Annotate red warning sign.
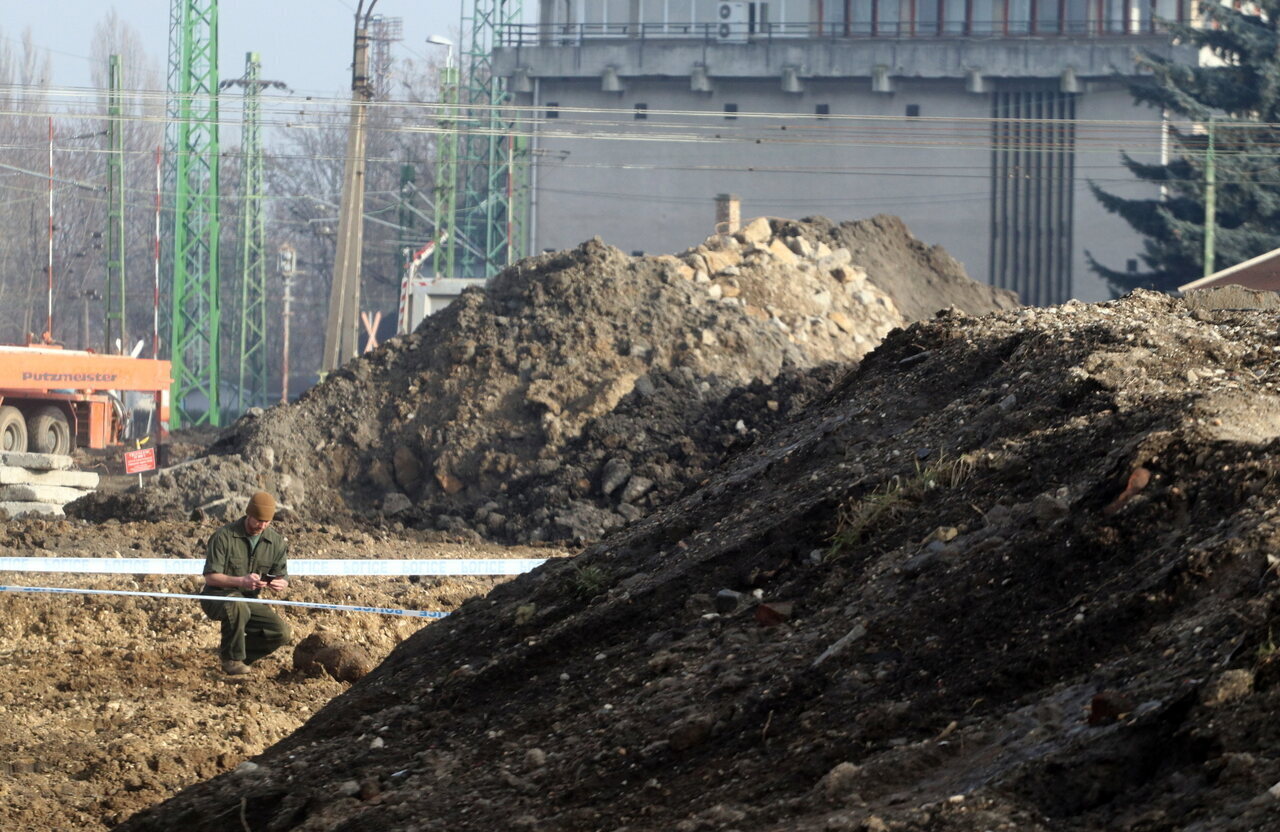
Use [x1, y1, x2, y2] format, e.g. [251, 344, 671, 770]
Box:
[124, 447, 157, 474]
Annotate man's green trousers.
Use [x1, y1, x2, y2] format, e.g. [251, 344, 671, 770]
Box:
[200, 596, 293, 664]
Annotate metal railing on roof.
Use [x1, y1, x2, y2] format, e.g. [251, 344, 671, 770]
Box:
[497, 16, 1178, 47]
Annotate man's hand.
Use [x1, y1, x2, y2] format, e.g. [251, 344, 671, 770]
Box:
[240, 573, 265, 591]
[263, 576, 288, 592]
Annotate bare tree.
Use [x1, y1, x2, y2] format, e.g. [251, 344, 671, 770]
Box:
[0, 28, 53, 343]
[264, 52, 446, 388]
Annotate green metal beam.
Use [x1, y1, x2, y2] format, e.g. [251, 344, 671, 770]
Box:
[105, 54, 127, 353]
[161, 0, 182, 356]
[236, 52, 268, 410]
[169, 0, 222, 427]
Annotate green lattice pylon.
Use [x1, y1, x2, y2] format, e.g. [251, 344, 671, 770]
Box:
[105, 54, 127, 353]
[161, 0, 182, 359]
[236, 52, 268, 411]
[457, 0, 526, 277]
[169, 0, 222, 426]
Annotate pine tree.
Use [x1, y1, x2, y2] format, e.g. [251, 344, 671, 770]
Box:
[1090, 0, 1280, 294]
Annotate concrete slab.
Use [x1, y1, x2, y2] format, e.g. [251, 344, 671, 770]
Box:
[0, 452, 73, 471]
[0, 467, 99, 488]
[0, 484, 88, 503]
[1182, 285, 1280, 311]
[0, 501, 65, 518]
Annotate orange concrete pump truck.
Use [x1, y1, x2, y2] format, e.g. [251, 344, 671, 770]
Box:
[0, 344, 172, 455]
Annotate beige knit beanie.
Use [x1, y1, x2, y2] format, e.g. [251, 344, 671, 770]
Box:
[247, 491, 276, 522]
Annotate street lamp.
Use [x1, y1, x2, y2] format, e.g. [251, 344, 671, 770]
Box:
[427, 35, 454, 69]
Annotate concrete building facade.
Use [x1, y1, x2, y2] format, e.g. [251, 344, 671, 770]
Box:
[493, 0, 1196, 303]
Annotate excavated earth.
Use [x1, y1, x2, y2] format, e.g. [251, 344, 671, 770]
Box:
[68, 215, 1014, 546]
[0, 517, 563, 830]
[90, 288, 1280, 832]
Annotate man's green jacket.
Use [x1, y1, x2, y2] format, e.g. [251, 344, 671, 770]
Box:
[200, 519, 289, 598]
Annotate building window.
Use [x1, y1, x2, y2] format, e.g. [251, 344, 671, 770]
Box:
[906, 104, 921, 117]
[635, 103, 648, 119]
[546, 102, 560, 119]
[815, 103, 830, 118]
[724, 103, 739, 120]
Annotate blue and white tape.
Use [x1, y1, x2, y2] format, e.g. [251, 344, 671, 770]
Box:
[0, 557, 547, 576]
[0, 584, 450, 618]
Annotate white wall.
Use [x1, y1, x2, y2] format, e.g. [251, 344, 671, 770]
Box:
[529, 76, 1162, 301]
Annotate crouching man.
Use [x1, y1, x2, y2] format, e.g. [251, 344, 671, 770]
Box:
[199, 491, 293, 676]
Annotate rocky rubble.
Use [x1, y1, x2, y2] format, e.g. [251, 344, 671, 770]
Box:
[118, 289, 1280, 831]
[70, 216, 1013, 543]
[793, 214, 1020, 323]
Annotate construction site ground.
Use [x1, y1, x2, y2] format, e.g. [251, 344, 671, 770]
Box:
[0, 517, 563, 830]
[8, 217, 1280, 831]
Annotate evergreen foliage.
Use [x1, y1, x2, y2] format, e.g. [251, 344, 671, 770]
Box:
[1091, 1, 1280, 294]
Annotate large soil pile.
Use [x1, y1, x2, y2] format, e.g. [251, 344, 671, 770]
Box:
[117, 290, 1280, 831]
[72, 216, 1012, 545]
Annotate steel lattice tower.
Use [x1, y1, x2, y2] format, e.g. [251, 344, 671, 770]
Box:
[456, 0, 526, 278]
[235, 52, 268, 410]
[368, 15, 403, 101]
[105, 54, 127, 353]
[161, 0, 182, 355]
[169, 0, 222, 426]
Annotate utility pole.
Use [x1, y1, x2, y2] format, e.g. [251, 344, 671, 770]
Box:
[105, 54, 128, 353]
[168, 0, 222, 426]
[222, 53, 288, 411]
[46, 117, 54, 342]
[1203, 116, 1216, 278]
[81, 290, 101, 351]
[278, 244, 298, 404]
[398, 162, 417, 258]
[322, 0, 379, 373]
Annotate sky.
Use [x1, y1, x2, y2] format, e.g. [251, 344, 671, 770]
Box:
[1, 0, 466, 100]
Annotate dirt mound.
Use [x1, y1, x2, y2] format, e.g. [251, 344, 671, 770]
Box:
[74, 216, 993, 542]
[116, 290, 1280, 832]
[294, 631, 376, 682]
[789, 214, 1021, 322]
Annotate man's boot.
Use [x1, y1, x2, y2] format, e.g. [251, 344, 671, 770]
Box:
[222, 659, 251, 675]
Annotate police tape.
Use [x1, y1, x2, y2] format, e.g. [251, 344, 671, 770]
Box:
[0, 584, 450, 618]
[0, 557, 548, 576]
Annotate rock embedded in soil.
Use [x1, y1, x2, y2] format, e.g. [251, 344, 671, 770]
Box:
[293, 631, 376, 683]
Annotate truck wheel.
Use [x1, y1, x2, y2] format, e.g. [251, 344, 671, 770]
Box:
[0, 405, 27, 453]
[28, 405, 72, 455]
